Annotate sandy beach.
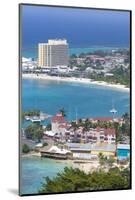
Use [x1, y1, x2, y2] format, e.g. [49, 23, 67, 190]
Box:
[22, 73, 129, 92]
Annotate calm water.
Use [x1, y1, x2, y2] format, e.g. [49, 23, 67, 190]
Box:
[22, 6, 130, 49]
[22, 46, 124, 59]
[22, 78, 129, 120]
[20, 157, 68, 195]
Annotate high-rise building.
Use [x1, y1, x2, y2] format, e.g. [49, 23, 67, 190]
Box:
[38, 39, 69, 67]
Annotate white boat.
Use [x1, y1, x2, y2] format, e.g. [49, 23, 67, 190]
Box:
[110, 108, 117, 113]
[30, 116, 41, 123]
[25, 116, 30, 120]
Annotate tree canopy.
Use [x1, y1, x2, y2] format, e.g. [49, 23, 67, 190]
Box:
[22, 144, 30, 153]
[25, 124, 43, 142]
[39, 167, 130, 193]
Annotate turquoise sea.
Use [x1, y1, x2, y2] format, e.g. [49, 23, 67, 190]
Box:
[20, 157, 68, 195]
[22, 79, 129, 121]
[22, 46, 123, 59]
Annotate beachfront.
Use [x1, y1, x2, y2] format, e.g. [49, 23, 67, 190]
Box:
[22, 73, 129, 92]
[22, 153, 101, 174]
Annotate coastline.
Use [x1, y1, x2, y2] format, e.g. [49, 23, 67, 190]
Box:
[21, 152, 100, 173]
[22, 73, 129, 92]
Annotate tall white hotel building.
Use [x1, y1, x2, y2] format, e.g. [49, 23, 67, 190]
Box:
[38, 39, 69, 67]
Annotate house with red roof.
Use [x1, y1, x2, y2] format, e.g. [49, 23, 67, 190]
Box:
[89, 117, 113, 123]
[86, 127, 116, 144]
[67, 127, 116, 144]
[51, 113, 68, 136]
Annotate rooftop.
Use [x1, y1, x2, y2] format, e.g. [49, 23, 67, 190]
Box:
[117, 144, 130, 150]
[39, 39, 68, 46]
[91, 117, 113, 121]
[67, 143, 116, 152]
[51, 113, 66, 123]
[48, 39, 67, 45]
[47, 146, 70, 154]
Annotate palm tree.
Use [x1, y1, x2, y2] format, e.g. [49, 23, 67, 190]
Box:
[107, 156, 115, 168]
[98, 153, 107, 167]
[122, 112, 130, 122]
[59, 108, 66, 117]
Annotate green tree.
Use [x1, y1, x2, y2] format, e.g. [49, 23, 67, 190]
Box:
[59, 108, 66, 117]
[107, 156, 115, 168]
[46, 123, 51, 131]
[98, 153, 107, 167]
[25, 124, 43, 141]
[122, 112, 130, 122]
[39, 167, 130, 193]
[22, 144, 30, 153]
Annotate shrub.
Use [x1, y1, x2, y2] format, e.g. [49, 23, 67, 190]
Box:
[22, 144, 30, 153]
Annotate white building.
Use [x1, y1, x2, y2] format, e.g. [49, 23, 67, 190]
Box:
[51, 113, 67, 135]
[38, 39, 69, 67]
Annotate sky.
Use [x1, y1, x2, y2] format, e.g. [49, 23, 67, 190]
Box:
[21, 5, 130, 48]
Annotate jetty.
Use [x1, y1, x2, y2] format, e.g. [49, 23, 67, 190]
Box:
[25, 112, 52, 123]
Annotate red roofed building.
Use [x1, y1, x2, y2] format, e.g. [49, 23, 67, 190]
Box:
[51, 113, 67, 135]
[85, 127, 116, 144]
[90, 117, 113, 123]
[104, 128, 116, 144]
[51, 112, 65, 123]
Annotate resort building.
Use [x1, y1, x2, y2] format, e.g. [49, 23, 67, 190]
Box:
[47, 113, 118, 145]
[64, 127, 116, 145]
[38, 39, 69, 67]
[89, 117, 124, 125]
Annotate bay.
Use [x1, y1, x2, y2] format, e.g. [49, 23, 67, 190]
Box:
[22, 78, 130, 121]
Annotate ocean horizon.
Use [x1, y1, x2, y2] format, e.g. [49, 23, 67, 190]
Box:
[22, 45, 129, 59]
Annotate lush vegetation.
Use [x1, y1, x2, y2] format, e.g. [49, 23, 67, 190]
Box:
[43, 142, 48, 147]
[22, 144, 30, 153]
[45, 123, 51, 131]
[98, 153, 115, 168]
[39, 167, 130, 193]
[116, 113, 130, 143]
[69, 49, 130, 87]
[25, 124, 44, 142]
[88, 66, 130, 87]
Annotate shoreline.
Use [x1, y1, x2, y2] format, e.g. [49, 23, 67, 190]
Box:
[21, 152, 100, 173]
[22, 73, 129, 92]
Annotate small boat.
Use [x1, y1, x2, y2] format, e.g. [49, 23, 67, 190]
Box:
[25, 116, 30, 121]
[30, 116, 41, 123]
[110, 108, 117, 113]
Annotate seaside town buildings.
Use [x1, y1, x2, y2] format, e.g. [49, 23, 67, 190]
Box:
[22, 40, 129, 83]
[41, 112, 130, 160]
[22, 43, 130, 161]
[38, 39, 69, 67]
[44, 113, 116, 145]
